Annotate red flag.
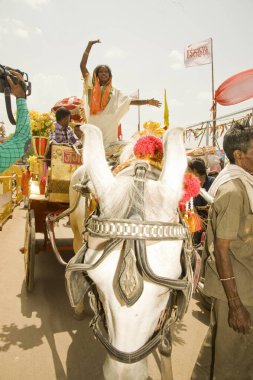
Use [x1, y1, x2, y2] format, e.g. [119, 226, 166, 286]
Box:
[215, 68, 253, 106]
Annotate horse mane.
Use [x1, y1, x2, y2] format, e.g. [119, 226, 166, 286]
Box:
[119, 140, 135, 164]
[97, 163, 179, 223]
[98, 173, 144, 219]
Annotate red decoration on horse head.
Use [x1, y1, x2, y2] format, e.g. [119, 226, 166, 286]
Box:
[133, 135, 201, 203]
[134, 135, 163, 162]
[180, 173, 201, 203]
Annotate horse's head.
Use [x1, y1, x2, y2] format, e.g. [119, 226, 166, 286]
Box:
[82, 124, 187, 221]
[77, 124, 188, 380]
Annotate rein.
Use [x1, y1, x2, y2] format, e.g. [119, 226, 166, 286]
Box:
[88, 289, 178, 364]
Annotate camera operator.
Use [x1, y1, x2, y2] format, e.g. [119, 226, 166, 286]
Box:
[0, 70, 31, 173]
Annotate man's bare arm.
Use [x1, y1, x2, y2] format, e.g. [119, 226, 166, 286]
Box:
[214, 238, 252, 334]
[80, 39, 101, 78]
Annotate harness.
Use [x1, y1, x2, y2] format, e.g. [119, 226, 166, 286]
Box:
[65, 161, 195, 363]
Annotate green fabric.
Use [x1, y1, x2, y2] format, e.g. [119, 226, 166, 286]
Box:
[0, 98, 31, 173]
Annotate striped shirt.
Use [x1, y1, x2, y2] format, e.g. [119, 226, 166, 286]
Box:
[0, 98, 31, 174]
[49, 123, 79, 145]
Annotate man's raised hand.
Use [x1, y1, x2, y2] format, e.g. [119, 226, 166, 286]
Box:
[7, 70, 26, 98]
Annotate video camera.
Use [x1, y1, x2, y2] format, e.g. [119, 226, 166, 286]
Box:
[0, 65, 31, 125]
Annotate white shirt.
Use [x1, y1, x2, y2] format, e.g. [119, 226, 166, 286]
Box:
[83, 74, 131, 146]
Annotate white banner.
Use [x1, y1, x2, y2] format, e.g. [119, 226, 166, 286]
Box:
[184, 38, 212, 68]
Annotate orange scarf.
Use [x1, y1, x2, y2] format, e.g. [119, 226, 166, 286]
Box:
[89, 74, 112, 115]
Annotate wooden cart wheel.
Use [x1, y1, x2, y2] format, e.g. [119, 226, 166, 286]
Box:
[24, 209, 36, 292]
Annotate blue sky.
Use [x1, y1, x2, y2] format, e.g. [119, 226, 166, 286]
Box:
[1, 0, 253, 142]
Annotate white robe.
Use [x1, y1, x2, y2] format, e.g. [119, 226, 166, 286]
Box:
[83, 74, 131, 146]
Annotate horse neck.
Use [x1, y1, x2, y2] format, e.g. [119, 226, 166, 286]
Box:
[98, 176, 178, 222]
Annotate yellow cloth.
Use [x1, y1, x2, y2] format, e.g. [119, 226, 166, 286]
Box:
[164, 89, 169, 128]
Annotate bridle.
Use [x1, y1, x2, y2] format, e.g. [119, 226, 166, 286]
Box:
[65, 161, 195, 363]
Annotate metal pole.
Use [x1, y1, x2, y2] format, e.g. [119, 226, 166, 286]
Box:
[206, 122, 210, 146]
[137, 89, 141, 132]
[211, 38, 216, 146]
[185, 105, 253, 130]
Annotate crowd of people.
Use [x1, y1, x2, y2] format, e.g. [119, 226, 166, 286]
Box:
[0, 39, 253, 379]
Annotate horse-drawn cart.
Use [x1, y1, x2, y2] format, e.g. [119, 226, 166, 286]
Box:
[23, 136, 130, 292]
[23, 143, 82, 291]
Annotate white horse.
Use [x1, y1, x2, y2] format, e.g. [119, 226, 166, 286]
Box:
[68, 124, 189, 380]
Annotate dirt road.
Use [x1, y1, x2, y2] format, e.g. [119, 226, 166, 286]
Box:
[0, 207, 209, 380]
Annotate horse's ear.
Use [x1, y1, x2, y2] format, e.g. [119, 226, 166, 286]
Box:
[82, 124, 115, 198]
[159, 127, 187, 199]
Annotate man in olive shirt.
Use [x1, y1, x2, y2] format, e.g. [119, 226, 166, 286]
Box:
[191, 122, 253, 380]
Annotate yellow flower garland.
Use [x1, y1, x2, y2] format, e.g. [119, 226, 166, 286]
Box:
[30, 110, 55, 137]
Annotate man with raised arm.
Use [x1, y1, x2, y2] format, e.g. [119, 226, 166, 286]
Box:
[80, 39, 161, 146]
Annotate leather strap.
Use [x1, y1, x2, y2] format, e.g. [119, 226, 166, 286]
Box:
[87, 216, 188, 241]
[4, 86, 16, 125]
[88, 290, 178, 364]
